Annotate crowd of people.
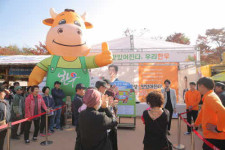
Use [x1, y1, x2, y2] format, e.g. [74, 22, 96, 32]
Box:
[0, 81, 67, 149]
[0, 70, 225, 150]
[73, 80, 119, 150]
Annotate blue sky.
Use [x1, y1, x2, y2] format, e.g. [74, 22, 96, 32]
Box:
[0, 0, 110, 48]
[0, 0, 225, 48]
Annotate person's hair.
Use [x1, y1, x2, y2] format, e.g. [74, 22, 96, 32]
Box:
[146, 91, 164, 108]
[95, 81, 106, 89]
[27, 86, 32, 92]
[42, 86, 50, 93]
[215, 82, 225, 90]
[103, 79, 111, 85]
[108, 65, 118, 73]
[54, 81, 61, 86]
[189, 82, 196, 85]
[197, 77, 214, 90]
[13, 82, 19, 86]
[31, 85, 39, 92]
[105, 90, 115, 99]
[184, 76, 187, 80]
[164, 79, 171, 85]
[75, 87, 83, 92]
[3, 81, 8, 85]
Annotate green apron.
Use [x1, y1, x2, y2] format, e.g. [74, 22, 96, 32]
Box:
[46, 55, 90, 99]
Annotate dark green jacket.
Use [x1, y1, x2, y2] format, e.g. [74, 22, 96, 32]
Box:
[11, 94, 25, 120]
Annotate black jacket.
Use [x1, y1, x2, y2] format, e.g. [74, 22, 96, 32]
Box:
[73, 94, 83, 126]
[78, 107, 117, 150]
[0, 100, 11, 123]
[217, 91, 225, 106]
[51, 88, 65, 106]
[99, 107, 118, 150]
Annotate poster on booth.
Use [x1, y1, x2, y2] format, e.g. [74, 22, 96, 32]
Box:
[111, 81, 136, 117]
[138, 63, 178, 102]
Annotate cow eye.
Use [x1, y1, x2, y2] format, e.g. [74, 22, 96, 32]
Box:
[59, 19, 66, 25]
[74, 21, 81, 27]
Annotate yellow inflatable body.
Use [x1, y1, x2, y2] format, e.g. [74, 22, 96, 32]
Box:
[28, 8, 112, 97]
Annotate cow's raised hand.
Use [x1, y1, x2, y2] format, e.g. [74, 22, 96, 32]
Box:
[95, 42, 113, 67]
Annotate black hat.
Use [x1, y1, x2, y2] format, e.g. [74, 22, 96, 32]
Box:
[95, 81, 110, 89]
[54, 81, 61, 85]
[76, 83, 86, 90]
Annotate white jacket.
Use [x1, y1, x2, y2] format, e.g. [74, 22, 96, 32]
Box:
[161, 88, 177, 109]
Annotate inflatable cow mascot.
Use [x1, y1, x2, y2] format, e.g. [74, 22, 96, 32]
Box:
[28, 8, 112, 99]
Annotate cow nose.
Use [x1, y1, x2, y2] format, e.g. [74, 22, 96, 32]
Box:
[57, 28, 63, 34]
[77, 29, 82, 35]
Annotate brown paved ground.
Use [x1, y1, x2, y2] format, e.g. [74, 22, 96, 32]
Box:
[3, 118, 203, 150]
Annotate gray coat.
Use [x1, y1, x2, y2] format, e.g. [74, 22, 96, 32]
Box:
[0, 100, 11, 123]
[161, 88, 177, 109]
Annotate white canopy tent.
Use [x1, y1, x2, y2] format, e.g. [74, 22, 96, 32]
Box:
[91, 35, 195, 52]
[91, 36, 198, 116]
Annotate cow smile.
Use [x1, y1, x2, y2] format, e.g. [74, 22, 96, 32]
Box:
[53, 40, 86, 47]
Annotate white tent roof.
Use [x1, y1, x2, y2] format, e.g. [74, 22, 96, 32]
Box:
[91, 36, 195, 52]
[0, 55, 50, 65]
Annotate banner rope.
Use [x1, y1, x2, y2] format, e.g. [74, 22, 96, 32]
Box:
[179, 112, 220, 150]
[0, 105, 65, 131]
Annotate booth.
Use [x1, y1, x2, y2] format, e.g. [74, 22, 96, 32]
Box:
[90, 35, 199, 116]
[0, 36, 199, 116]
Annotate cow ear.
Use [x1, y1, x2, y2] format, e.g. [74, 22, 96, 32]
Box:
[84, 22, 93, 29]
[43, 18, 54, 26]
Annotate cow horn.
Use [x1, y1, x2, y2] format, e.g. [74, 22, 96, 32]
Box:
[50, 8, 58, 19]
[81, 12, 87, 21]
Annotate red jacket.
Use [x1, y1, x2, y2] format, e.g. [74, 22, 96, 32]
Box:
[25, 94, 47, 118]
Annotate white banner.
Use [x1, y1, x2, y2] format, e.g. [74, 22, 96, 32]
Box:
[112, 51, 196, 63]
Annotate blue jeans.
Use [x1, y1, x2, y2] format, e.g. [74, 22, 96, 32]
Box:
[53, 105, 62, 129]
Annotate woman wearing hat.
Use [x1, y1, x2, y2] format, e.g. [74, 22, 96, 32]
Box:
[78, 88, 118, 150]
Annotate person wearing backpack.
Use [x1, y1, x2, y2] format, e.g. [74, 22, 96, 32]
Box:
[0, 87, 11, 150]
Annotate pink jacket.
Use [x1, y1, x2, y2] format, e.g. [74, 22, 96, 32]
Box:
[25, 94, 47, 118]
